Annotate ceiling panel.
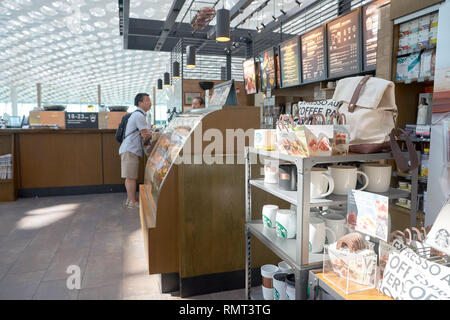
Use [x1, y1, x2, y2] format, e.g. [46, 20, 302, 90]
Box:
[0, 0, 173, 105]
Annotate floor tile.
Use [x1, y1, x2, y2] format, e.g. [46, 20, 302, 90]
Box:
[82, 254, 123, 289]
[8, 248, 57, 275]
[0, 270, 45, 300]
[43, 247, 90, 281]
[78, 283, 122, 300]
[33, 279, 79, 300]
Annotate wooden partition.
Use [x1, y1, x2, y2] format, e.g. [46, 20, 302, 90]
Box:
[0, 133, 18, 202]
[139, 105, 284, 297]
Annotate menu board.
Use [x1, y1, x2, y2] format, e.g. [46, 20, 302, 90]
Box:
[259, 48, 276, 92]
[279, 37, 301, 87]
[301, 27, 326, 83]
[363, 0, 389, 71]
[243, 58, 257, 94]
[327, 9, 361, 78]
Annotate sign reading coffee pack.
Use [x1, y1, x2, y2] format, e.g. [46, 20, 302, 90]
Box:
[66, 112, 98, 129]
[380, 248, 450, 300]
[295, 100, 341, 118]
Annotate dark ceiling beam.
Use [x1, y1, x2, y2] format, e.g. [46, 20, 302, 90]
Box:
[206, 0, 255, 40]
[254, 0, 320, 39]
[128, 18, 257, 44]
[120, 0, 130, 49]
[154, 0, 187, 51]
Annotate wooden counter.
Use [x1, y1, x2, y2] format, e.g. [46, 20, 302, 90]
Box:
[0, 129, 145, 200]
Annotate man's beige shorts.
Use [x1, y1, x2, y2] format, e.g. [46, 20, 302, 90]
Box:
[121, 152, 139, 179]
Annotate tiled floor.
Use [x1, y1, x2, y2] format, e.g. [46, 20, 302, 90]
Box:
[0, 193, 245, 300]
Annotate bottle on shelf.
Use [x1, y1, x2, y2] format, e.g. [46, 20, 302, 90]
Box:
[421, 148, 430, 177]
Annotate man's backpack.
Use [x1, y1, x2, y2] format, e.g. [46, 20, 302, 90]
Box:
[115, 109, 145, 143]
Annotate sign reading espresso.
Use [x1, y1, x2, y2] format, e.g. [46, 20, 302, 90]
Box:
[66, 112, 98, 129]
[327, 9, 361, 78]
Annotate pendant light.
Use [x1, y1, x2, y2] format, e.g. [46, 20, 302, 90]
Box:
[186, 45, 196, 68]
[216, 8, 230, 42]
[164, 72, 170, 86]
[172, 61, 180, 78]
[157, 79, 162, 90]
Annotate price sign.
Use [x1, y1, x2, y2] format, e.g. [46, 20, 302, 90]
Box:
[66, 112, 98, 129]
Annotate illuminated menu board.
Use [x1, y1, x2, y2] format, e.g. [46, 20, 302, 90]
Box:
[363, 0, 389, 71]
[279, 36, 301, 88]
[327, 9, 361, 78]
[301, 26, 326, 83]
[243, 58, 257, 94]
[259, 48, 276, 92]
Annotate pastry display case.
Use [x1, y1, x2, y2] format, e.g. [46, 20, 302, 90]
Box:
[139, 105, 269, 298]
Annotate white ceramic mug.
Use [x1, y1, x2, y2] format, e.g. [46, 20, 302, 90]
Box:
[362, 163, 392, 193]
[262, 205, 279, 229]
[278, 261, 293, 274]
[261, 264, 279, 300]
[310, 168, 335, 199]
[329, 165, 369, 195]
[309, 217, 326, 253]
[276, 209, 296, 239]
[310, 217, 337, 253]
[264, 159, 279, 184]
[323, 213, 347, 243]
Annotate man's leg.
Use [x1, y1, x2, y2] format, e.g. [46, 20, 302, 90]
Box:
[125, 178, 137, 203]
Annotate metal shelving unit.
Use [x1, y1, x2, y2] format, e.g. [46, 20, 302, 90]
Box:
[244, 147, 418, 300]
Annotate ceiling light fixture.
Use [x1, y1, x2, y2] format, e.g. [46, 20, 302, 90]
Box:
[216, 8, 231, 42]
[280, 9, 286, 15]
[163, 72, 170, 86]
[186, 45, 196, 68]
[172, 61, 180, 78]
[272, 15, 278, 22]
[295, 0, 303, 7]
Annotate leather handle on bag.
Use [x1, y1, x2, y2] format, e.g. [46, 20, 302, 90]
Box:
[389, 128, 419, 173]
[348, 75, 371, 113]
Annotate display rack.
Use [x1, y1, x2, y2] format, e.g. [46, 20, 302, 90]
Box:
[244, 147, 418, 300]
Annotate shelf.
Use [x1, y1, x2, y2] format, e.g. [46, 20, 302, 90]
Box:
[0, 179, 13, 184]
[250, 179, 410, 206]
[248, 147, 394, 166]
[247, 221, 324, 269]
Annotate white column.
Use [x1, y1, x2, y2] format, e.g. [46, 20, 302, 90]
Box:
[10, 86, 17, 116]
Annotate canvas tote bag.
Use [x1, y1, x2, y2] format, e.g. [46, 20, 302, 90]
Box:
[332, 75, 397, 153]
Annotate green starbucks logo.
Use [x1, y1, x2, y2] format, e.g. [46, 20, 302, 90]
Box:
[276, 222, 288, 238]
[274, 288, 280, 300]
[263, 215, 272, 228]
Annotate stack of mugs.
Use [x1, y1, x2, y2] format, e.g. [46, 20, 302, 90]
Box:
[262, 205, 296, 239]
[261, 261, 295, 300]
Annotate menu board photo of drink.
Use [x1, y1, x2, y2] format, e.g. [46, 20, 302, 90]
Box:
[363, 0, 389, 71]
[260, 48, 276, 92]
[279, 36, 301, 88]
[301, 26, 326, 83]
[327, 9, 361, 78]
[243, 58, 257, 94]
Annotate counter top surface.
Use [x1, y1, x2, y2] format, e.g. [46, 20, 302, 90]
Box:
[0, 128, 117, 134]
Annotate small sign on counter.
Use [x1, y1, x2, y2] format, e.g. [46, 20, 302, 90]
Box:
[66, 112, 98, 129]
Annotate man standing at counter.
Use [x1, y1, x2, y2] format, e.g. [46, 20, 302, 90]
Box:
[192, 96, 205, 109]
[119, 93, 152, 209]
